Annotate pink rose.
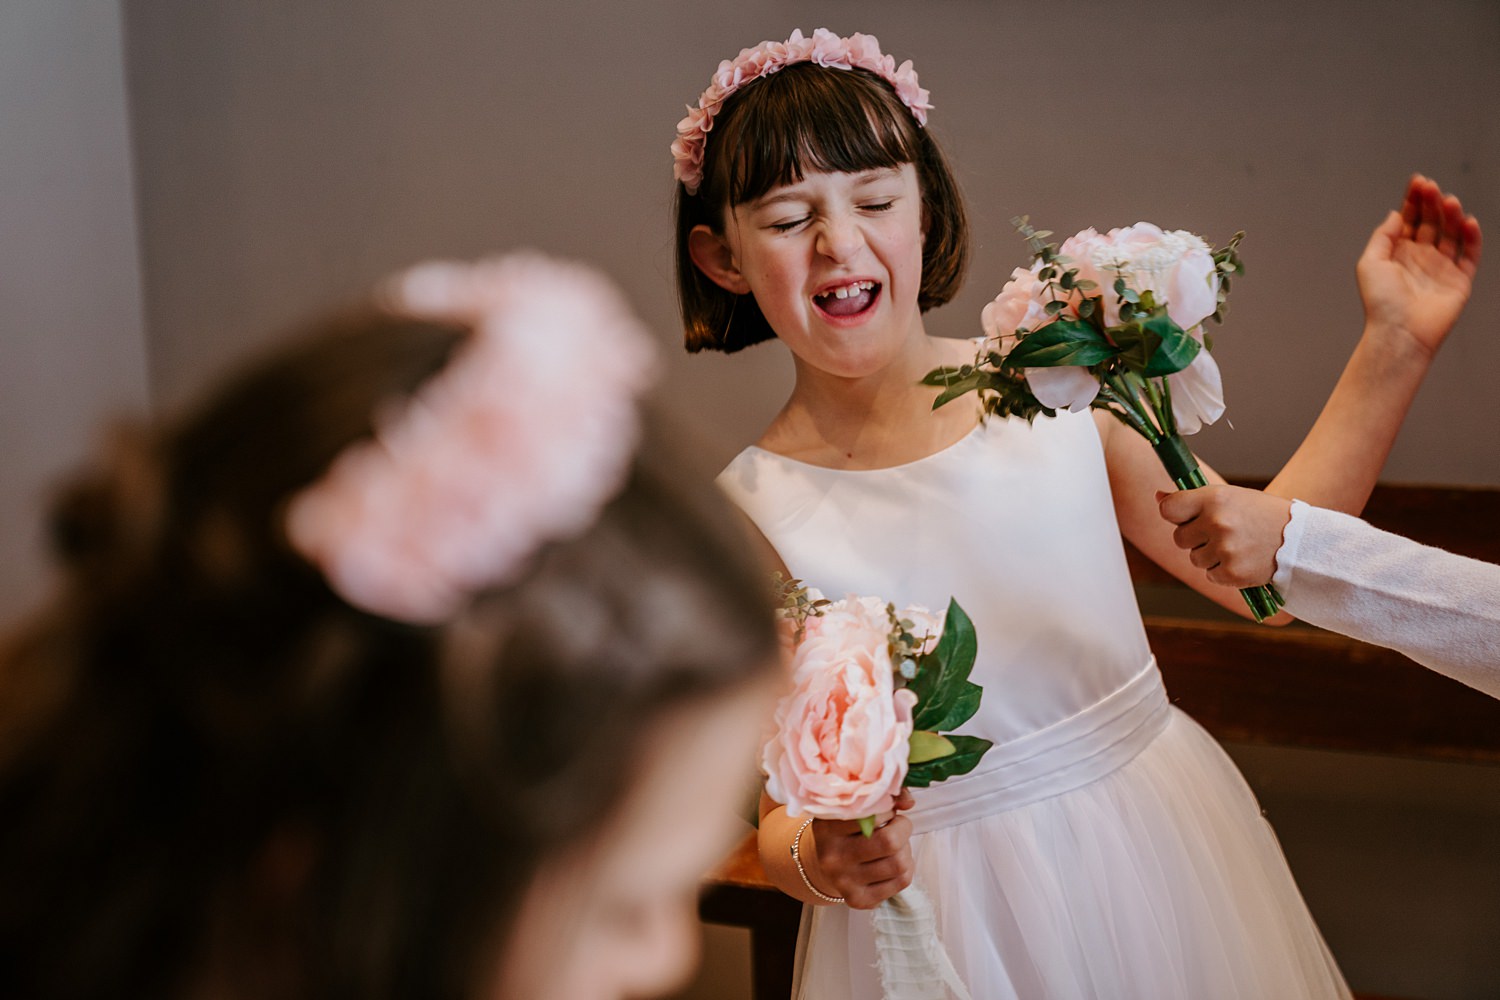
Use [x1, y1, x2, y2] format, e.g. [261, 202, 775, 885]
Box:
[982, 267, 1101, 413]
[762, 596, 922, 820]
[981, 267, 1048, 345]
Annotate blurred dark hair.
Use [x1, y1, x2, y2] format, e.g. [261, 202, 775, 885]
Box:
[675, 61, 969, 353]
[0, 306, 777, 1000]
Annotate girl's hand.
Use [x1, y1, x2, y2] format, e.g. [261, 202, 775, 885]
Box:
[809, 789, 915, 909]
[1357, 174, 1482, 360]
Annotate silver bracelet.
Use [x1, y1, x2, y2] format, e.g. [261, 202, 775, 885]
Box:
[791, 816, 844, 905]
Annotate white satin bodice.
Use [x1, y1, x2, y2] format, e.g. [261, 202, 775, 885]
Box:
[719, 408, 1153, 749]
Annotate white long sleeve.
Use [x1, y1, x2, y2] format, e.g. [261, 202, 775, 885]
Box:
[1273, 500, 1500, 698]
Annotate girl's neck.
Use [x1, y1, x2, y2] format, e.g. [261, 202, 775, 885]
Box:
[759, 334, 981, 470]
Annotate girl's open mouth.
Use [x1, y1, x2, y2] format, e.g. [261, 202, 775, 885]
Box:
[813, 280, 880, 319]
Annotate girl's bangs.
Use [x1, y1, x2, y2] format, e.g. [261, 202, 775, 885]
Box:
[716, 66, 922, 206]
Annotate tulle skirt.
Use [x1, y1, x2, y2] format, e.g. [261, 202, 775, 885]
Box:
[791, 670, 1350, 1000]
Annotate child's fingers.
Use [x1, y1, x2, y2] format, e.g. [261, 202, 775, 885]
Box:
[1436, 192, 1471, 263]
[1415, 179, 1443, 246]
[893, 788, 916, 811]
[1156, 488, 1203, 527]
[815, 816, 871, 838]
[1460, 213, 1483, 276]
[845, 872, 915, 910]
[1399, 173, 1423, 238]
[855, 853, 912, 886]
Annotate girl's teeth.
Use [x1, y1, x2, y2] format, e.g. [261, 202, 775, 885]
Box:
[825, 281, 873, 300]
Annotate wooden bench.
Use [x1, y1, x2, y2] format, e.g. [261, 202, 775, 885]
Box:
[699, 483, 1500, 1000]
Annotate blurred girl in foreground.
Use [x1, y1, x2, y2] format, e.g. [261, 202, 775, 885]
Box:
[0, 253, 779, 1000]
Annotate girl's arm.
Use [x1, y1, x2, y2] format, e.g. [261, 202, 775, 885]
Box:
[1105, 176, 1481, 620]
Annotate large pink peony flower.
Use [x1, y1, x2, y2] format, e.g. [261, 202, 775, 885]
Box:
[762, 596, 929, 820]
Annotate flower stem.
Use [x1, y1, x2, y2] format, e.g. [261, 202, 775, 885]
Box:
[1103, 372, 1160, 444]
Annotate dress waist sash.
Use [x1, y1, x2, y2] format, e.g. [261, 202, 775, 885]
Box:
[909, 660, 1170, 836]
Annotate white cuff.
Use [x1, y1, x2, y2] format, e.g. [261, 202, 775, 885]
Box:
[1271, 499, 1311, 597]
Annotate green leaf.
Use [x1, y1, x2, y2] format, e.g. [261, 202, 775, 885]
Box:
[922, 364, 1005, 410]
[1112, 321, 1157, 373]
[918, 364, 1002, 410]
[1005, 319, 1116, 369]
[923, 681, 982, 733]
[908, 730, 956, 764]
[1139, 310, 1201, 377]
[858, 815, 877, 838]
[920, 364, 967, 387]
[910, 600, 979, 732]
[904, 736, 995, 788]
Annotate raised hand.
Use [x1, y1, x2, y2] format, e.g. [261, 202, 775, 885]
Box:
[1357, 174, 1482, 359]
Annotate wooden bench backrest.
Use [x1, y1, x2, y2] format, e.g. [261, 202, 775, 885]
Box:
[1136, 482, 1500, 763]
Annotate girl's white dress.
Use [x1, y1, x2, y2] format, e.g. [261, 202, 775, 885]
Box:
[719, 409, 1350, 1000]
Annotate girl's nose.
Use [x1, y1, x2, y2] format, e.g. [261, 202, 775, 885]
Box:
[815, 213, 866, 263]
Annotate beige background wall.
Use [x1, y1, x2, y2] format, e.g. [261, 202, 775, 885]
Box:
[2, 0, 1497, 996]
[122, 0, 1499, 485]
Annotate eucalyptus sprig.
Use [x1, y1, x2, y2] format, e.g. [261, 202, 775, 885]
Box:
[773, 572, 831, 643]
[886, 604, 932, 682]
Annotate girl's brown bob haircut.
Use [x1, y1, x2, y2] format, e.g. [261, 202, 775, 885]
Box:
[675, 61, 969, 353]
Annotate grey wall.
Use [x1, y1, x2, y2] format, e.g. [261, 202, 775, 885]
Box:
[123, 0, 1498, 483]
[0, 0, 149, 627]
[3, 1, 1496, 996]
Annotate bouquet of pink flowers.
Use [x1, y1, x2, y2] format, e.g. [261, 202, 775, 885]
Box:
[761, 579, 990, 1000]
[923, 219, 1283, 621]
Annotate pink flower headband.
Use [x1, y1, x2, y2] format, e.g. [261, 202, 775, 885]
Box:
[285, 252, 658, 624]
[671, 28, 933, 196]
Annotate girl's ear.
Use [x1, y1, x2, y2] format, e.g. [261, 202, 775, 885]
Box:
[688, 225, 752, 295]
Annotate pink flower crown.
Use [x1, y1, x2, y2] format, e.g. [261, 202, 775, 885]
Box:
[671, 28, 933, 196]
[285, 252, 658, 624]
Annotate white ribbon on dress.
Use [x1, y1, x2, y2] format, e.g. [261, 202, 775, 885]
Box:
[872, 885, 973, 1000]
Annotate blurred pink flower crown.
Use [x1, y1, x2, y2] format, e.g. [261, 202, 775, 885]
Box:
[671, 28, 932, 196]
[285, 252, 658, 624]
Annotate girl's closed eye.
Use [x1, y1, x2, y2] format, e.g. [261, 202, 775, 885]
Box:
[769, 216, 811, 233]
